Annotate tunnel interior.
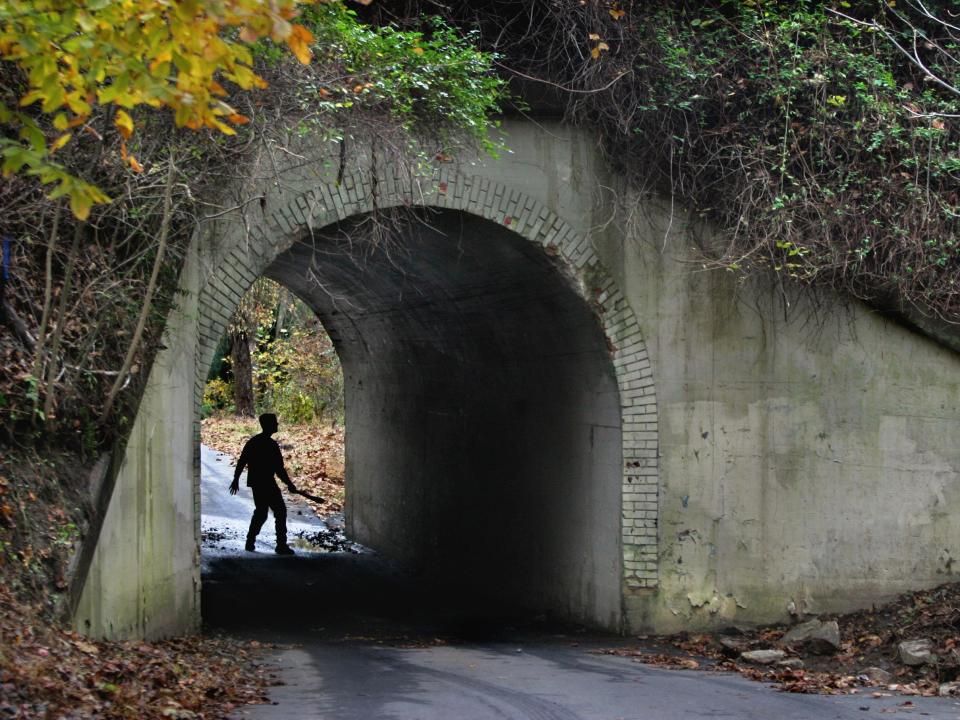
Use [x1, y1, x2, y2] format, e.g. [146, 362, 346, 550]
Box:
[264, 208, 624, 629]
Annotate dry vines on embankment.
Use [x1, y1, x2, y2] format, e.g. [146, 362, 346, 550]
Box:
[399, 0, 960, 324]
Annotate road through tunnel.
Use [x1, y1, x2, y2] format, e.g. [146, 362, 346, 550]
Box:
[265, 208, 624, 629]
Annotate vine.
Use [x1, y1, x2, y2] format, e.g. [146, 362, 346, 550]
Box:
[424, 0, 960, 324]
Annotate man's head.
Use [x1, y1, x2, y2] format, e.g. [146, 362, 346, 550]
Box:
[259, 413, 279, 435]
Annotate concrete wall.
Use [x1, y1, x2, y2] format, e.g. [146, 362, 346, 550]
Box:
[595, 197, 960, 632]
[73, 121, 655, 637]
[73, 241, 201, 639]
[74, 118, 960, 638]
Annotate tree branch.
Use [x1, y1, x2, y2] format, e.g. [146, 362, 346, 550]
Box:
[101, 157, 176, 422]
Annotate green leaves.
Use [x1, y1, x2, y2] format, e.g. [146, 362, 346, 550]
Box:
[299, 5, 506, 152]
[0, 140, 110, 219]
[623, 2, 960, 307]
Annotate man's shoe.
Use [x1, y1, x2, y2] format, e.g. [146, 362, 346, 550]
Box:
[245, 539, 256, 552]
[275, 545, 295, 556]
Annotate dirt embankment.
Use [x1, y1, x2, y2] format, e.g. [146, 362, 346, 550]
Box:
[0, 449, 273, 718]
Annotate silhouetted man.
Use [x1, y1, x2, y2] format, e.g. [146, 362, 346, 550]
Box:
[230, 413, 297, 555]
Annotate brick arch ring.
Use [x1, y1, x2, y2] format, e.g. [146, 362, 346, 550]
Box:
[192, 165, 660, 591]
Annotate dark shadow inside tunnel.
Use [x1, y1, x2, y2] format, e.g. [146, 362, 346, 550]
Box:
[204, 208, 624, 631]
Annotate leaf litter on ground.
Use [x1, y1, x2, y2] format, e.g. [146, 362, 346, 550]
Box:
[0, 587, 274, 719]
[599, 581, 960, 697]
[202, 416, 345, 514]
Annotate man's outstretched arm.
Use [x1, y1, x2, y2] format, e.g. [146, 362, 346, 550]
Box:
[274, 444, 296, 492]
[230, 444, 249, 495]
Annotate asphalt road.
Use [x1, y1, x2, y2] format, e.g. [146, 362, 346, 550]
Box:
[200, 445, 960, 720]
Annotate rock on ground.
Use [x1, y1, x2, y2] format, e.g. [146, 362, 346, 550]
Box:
[861, 667, 893, 684]
[740, 649, 786, 665]
[719, 637, 748, 657]
[898, 639, 935, 667]
[781, 619, 841, 655]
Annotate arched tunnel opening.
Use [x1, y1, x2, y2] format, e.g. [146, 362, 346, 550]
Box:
[201, 208, 624, 632]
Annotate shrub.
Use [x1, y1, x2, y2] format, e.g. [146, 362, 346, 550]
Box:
[202, 378, 234, 418]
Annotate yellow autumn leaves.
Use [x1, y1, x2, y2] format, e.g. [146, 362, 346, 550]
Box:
[588, 4, 625, 59]
[287, 24, 316, 64]
[0, 0, 322, 218]
[589, 34, 610, 59]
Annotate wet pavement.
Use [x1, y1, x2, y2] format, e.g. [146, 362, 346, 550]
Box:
[200, 445, 960, 719]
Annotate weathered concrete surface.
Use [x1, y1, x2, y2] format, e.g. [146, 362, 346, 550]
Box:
[593, 192, 960, 631]
[73, 241, 201, 639]
[75, 118, 960, 639]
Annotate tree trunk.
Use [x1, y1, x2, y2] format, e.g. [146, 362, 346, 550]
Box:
[231, 330, 255, 416]
[43, 220, 83, 426]
[273, 287, 289, 338]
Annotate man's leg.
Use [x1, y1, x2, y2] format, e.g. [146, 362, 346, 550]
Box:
[246, 486, 270, 551]
[267, 485, 292, 553]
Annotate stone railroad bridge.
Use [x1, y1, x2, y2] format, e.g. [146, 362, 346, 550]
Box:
[71, 120, 960, 639]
